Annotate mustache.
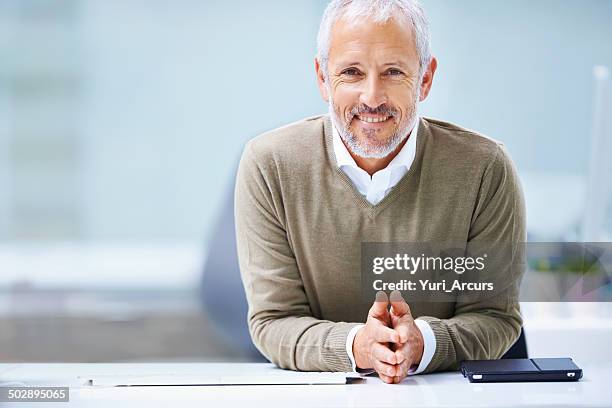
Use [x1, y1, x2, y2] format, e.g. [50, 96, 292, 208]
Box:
[349, 104, 399, 119]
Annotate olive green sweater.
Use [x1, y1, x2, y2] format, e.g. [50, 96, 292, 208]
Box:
[235, 114, 525, 373]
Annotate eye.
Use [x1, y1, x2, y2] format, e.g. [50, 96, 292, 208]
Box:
[386, 68, 404, 76]
[341, 67, 361, 76]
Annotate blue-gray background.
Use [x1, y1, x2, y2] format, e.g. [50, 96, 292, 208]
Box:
[1, 0, 611, 242]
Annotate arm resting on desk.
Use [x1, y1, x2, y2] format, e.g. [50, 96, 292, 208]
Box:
[234, 142, 358, 372]
[419, 143, 526, 373]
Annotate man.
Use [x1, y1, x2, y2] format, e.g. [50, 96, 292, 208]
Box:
[235, 0, 525, 384]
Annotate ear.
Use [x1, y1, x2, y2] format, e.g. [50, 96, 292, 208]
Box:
[315, 57, 330, 102]
[418, 56, 437, 101]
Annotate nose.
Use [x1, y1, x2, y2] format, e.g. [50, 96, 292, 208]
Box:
[359, 75, 387, 108]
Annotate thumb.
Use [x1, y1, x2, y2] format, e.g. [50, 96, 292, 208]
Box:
[369, 291, 389, 320]
[389, 290, 411, 318]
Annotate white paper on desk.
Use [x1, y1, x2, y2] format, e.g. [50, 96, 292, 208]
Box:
[81, 371, 361, 386]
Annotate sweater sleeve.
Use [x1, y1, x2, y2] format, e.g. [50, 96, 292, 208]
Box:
[234, 141, 359, 372]
[417, 143, 526, 373]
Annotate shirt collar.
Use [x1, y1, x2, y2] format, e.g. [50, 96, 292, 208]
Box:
[332, 117, 419, 171]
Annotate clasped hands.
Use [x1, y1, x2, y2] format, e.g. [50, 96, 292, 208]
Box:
[353, 290, 424, 384]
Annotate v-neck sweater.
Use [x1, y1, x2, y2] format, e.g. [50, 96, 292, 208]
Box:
[235, 114, 526, 373]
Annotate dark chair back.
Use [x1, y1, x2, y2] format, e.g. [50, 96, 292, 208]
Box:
[501, 327, 528, 359]
[201, 181, 266, 361]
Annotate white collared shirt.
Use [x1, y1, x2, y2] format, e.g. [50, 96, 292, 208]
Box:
[332, 118, 436, 375]
[332, 120, 418, 205]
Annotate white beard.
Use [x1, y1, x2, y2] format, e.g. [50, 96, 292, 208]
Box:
[328, 92, 419, 159]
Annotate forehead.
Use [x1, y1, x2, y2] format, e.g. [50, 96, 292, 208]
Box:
[328, 16, 418, 68]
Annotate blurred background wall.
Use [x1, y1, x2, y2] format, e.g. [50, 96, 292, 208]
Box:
[0, 0, 611, 363]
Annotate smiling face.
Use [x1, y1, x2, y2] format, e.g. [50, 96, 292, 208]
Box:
[317, 16, 425, 159]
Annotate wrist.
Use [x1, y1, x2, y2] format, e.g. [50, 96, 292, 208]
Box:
[352, 327, 370, 369]
[409, 319, 436, 375]
[415, 325, 424, 365]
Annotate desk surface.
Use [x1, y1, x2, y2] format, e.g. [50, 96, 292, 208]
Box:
[1, 362, 611, 407]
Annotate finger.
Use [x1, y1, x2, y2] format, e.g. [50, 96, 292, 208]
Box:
[398, 342, 421, 373]
[400, 331, 423, 363]
[373, 359, 397, 378]
[395, 357, 411, 379]
[369, 291, 389, 319]
[395, 324, 411, 343]
[379, 373, 395, 384]
[389, 290, 411, 318]
[372, 324, 400, 344]
[393, 345, 407, 365]
[372, 342, 397, 365]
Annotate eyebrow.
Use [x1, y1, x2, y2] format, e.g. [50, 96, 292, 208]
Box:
[382, 61, 409, 68]
[337, 61, 362, 68]
[337, 61, 409, 69]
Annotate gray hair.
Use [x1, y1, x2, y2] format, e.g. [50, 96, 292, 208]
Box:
[316, 0, 431, 80]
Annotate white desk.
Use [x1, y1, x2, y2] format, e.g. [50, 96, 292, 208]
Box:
[1, 362, 611, 407]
